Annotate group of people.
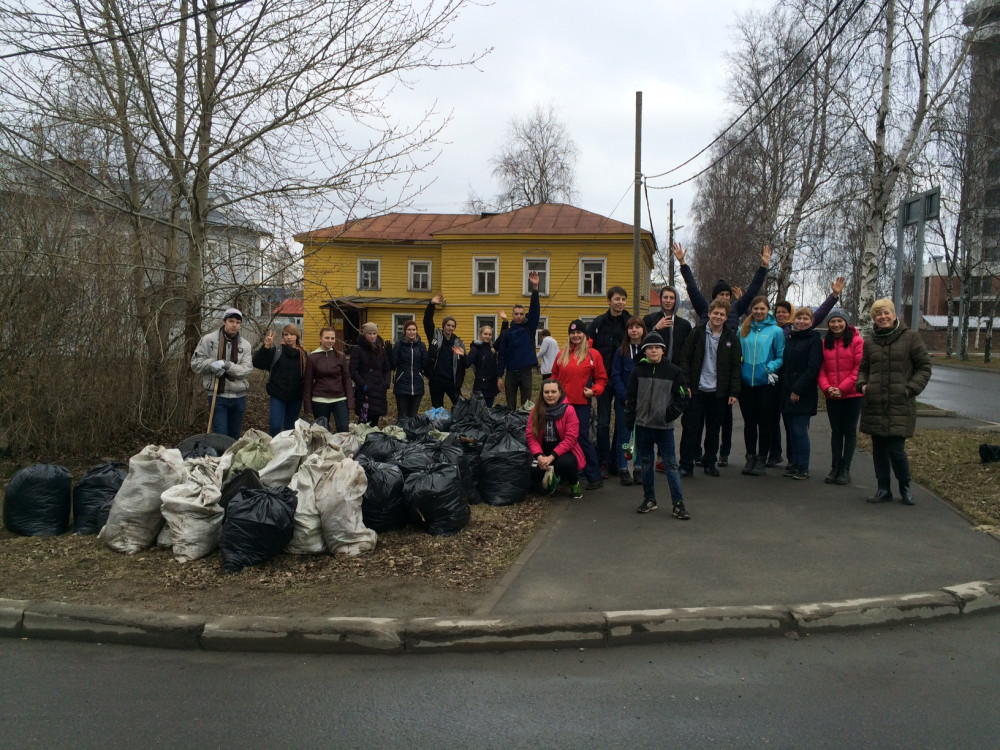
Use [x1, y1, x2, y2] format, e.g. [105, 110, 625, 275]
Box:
[192, 246, 932, 515]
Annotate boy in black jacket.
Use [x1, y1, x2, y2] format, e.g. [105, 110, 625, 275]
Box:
[626, 331, 691, 518]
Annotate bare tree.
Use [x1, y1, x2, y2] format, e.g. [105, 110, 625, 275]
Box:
[0, 0, 480, 431]
[486, 102, 578, 210]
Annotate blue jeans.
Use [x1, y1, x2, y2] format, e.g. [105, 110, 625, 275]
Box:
[312, 400, 350, 433]
[572, 403, 602, 483]
[613, 398, 641, 473]
[785, 413, 812, 470]
[210, 395, 246, 441]
[636, 426, 684, 505]
[268, 397, 301, 436]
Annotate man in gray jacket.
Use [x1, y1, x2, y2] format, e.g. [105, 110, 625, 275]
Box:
[191, 307, 254, 439]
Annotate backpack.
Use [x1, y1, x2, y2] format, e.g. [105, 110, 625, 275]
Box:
[979, 444, 1000, 464]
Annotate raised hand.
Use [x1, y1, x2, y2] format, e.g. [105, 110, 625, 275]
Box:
[528, 270, 540, 289]
[497, 308, 507, 321]
[760, 245, 772, 266]
[431, 294, 444, 305]
[264, 330, 275, 347]
[831, 276, 846, 296]
[672, 242, 686, 264]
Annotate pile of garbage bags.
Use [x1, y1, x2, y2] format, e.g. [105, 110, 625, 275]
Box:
[2, 395, 532, 571]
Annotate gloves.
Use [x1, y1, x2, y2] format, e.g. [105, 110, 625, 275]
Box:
[210, 360, 229, 375]
[767, 372, 779, 386]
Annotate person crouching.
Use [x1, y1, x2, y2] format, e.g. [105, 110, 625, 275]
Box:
[625, 332, 691, 518]
[526, 379, 586, 499]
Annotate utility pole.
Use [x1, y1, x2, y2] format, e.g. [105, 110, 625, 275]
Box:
[633, 91, 642, 318]
[668, 199, 675, 287]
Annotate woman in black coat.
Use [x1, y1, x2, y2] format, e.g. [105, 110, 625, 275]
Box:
[467, 323, 502, 407]
[389, 319, 427, 420]
[779, 307, 823, 480]
[349, 323, 391, 426]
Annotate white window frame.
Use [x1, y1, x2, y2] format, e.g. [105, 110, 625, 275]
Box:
[408, 259, 432, 292]
[474, 314, 498, 341]
[392, 313, 412, 343]
[535, 315, 549, 347]
[358, 259, 381, 291]
[523, 257, 550, 296]
[473, 256, 499, 295]
[579, 257, 606, 297]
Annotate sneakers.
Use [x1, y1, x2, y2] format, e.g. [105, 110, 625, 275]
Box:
[619, 470, 633, 486]
[679, 466, 694, 478]
[703, 465, 720, 477]
[793, 467, 810, 480]
[600, 463, 611, 479]
[765, 453, 783, 468]
[655, 458, 665, 473]
[570, 482, 583, 500]
[718, 455, 729, 467]
[783, 464, 797, 478]
[637, 499, 658, 514]
[671, 503, 691, 520]
[633, 467, 643, 484]
[585, 479, 604, 491]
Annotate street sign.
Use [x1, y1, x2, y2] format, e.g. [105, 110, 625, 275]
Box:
[902, 186, 941, 225]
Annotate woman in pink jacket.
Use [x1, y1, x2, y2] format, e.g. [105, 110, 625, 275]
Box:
[526, 379, 586, 500]
[817, 308, 864, 485]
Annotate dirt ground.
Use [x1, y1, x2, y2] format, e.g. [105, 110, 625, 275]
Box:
[0, 496, 549, 618]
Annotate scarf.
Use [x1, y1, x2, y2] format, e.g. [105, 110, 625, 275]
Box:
[217, 328, 240, 393]
[543, 402, 568, 444]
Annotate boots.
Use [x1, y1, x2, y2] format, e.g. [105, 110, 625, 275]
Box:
[824, 460, 839, 484]
[834, 459, 851, 486]
[741, 455, 756, 475]
[867, 477, 893, 503]
[750, 456, 767, 476]
[899, 478, 915, 505]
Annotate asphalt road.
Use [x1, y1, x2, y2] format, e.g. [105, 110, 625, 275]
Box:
[4, 613, 1000, 749]
[921, 364, 1000, 422]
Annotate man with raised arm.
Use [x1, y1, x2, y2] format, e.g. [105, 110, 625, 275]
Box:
[497, 270, 541, 408]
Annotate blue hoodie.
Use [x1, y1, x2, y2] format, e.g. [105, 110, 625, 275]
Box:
[740, 313, 784, 387]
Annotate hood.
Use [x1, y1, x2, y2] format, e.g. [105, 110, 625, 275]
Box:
[750, 313, 777, 331]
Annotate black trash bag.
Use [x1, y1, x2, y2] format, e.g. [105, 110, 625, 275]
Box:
[397, 415, 432, 442]
[314, 415, 330, 432]
[980, 444, 1000, 464]
[433, 440, 480, 505]
[184, 442, 220, 459]
[177, 432, 234, 459]
[393, 441, 437, 476]
[357, 457, 407, 532]
[218, 487, 297, 572]
[451, 393, 487, 424]
[402, 463, 470, 537]
[3, 463, 72, 536]
[357, 432, 404, 463]
[220, 468, 264, 510]
[479, 431, 531, 506]
[422, 407, 452, 432]
[73, 462, 126, 535]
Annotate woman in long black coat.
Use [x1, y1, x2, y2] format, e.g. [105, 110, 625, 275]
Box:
[779, 307, 823, 480]
[349, 323, 391, 426]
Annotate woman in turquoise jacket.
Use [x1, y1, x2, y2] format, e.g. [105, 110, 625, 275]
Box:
[738, 296, 785, 476]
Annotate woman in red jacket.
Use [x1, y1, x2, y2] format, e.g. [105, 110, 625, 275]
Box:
[303, 327, 354, 432]
[817, 308, 864, 485]
[526, 379, 586, 499]
[552, 319, 608, 490]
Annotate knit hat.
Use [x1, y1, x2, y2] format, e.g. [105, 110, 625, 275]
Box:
[641, 331, 666, 350]
[711, 279, 732, 299]
[361, 322, 378, 335]
[223, 307, 243, 320]
[568, 319, 586, 333]
[826, 307, 851, 325]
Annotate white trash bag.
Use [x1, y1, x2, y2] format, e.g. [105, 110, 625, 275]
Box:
[99, 445, 185, 554]
[315, 457, 377, 557]
[161, 457, 225, 562]
[285, 447, 345, 555]
[259, 422, 310, 487]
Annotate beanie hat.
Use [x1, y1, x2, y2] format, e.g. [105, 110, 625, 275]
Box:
[361, 322, 378, 335]
[223, 307, 243, 320]
[711, 280, 732, 299]
[641, 331, 666, 350]
[826, 307, 851, 326]
[568, 319, 586, 333]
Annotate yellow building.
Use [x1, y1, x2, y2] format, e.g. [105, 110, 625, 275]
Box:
[295, 203, 655, 351]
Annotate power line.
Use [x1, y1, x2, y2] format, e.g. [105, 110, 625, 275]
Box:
[0, 0, 252, 61]
[646, 0, 876, 192]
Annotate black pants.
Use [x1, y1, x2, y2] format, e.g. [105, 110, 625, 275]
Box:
[530, 451, 579, 488]
[738, 384, 778, 458]
[429, 377, 460, 409]
[395, 394, 423, 420]
[827, 398, 863, 465]
[718, 402, 733, 459]
[871, 435, 910, 481]
[682, 391, 727, 468]
[504, 367, 533, 408]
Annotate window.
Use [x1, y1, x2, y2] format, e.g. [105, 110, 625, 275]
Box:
[983, 218, 1000, 237]
[392, 313, 412, 343]
[408, 260, 431, 292]
[535, 315, 549, 347]
[358, 259, 380, 291]
[579, 258, 606, 296]
[523, 257, 550, 296]
[474, 257, 498, 295]
[474, 314, 498, 340]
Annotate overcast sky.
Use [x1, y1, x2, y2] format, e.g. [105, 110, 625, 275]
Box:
[375, 0, 771, 247]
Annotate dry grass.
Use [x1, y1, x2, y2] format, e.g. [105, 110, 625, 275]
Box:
[930, 354, 1000, 371]
[859, 429, 1000, 527]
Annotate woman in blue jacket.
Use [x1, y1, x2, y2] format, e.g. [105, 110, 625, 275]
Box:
[738, 296, 785, 476]
[610, 317, 646, 485]
[389, 319, 427, 420]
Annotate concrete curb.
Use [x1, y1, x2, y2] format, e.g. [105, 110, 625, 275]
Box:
[3, 578, 999, 654]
